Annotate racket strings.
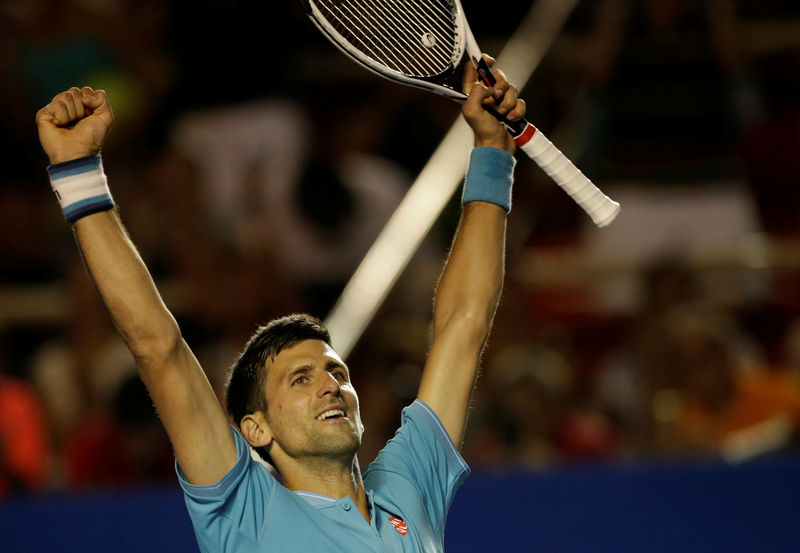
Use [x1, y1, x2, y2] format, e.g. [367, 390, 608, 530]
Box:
[325, 0, 454, 74]
[338, 1, 422, 74]
[368, 1, 450, 69]
[313, 0, 460, 77]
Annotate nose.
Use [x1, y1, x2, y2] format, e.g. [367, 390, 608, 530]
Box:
[318, 371, 341, 397]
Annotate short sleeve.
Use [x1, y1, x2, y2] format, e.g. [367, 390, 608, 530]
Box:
[363, 400, 470, 534]
[176, 427, 276, 553]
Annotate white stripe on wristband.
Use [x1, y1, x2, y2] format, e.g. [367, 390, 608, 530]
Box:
[461, 147, 516, 213]
[47, 154, 115, 223]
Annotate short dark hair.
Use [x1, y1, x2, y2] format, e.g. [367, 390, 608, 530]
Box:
[225, 313, 331, 462]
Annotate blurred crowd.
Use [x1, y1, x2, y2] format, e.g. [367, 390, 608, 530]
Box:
[2, 0, 800, 498]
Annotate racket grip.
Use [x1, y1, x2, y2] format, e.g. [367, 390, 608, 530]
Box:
[516, 124, 620, 227]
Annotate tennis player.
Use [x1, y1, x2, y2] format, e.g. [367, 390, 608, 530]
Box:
[35, 60, 524, 552]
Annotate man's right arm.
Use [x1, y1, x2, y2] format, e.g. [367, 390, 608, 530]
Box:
[36, 87, 236, 485]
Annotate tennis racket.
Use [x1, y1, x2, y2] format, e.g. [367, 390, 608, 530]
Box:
[302, 0, 620, 227]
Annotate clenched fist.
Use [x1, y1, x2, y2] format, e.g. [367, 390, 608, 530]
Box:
[36, 87, 114, 165]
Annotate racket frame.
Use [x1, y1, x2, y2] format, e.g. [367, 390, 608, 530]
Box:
[302, 0, 621, 227]
[303, 0, 470, 102]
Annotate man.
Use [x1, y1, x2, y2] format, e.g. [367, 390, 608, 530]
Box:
[35, 58, 524, 552]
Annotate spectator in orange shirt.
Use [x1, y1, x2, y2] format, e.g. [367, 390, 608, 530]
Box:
[0, 373, 49, 496]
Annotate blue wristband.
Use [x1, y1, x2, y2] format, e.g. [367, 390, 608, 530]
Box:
[461, 147, 516, 213]
[47, 154, 115, 223]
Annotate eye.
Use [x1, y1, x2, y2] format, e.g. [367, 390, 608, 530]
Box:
[333, 370, 348, 382]
[292, 376, 308, 386]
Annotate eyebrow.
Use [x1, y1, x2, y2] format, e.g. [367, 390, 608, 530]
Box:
[286, 360, 348, 380]
[326, 360, 348, 372]
[285, 365, 312, 383]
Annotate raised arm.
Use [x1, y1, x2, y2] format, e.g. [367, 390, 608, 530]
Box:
[35, 87, 236, 484]
[417, 62, 524, 446]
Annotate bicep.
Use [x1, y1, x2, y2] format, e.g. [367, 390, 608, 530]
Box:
[139, 339, 238, 485]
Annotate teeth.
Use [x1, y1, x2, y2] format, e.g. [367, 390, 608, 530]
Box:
[316, 409, 345, 421]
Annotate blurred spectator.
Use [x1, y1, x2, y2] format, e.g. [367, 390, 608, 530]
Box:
[740, 49, 800, 237]
[169, 84, 409, 316]
[579, 0, 758, 182]
[592, 256, 798, 460]
[0, 0, 175, 158]
[575, 0, 765, 316]
[645, 302, 800, 460]
[30, 265, 134, 457]
[487, 340, 573, 468]
[64, 374, 173, 489]
[0, 333, 49, 497]
[463, 309, 618, 469]
[0, 185, 62, 284]
[781, 317, 800, 374]
[0, 375, 49, 497]
[596, 257, 703, 449]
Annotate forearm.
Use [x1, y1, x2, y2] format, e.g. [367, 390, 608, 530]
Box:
[433, 147, 513, 342]
[73, 209, 181, 364]
[432, 202, 506, 346]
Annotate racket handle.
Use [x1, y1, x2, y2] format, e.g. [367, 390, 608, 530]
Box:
[516, 123, 619, 227]
[480, 103, 620, 227]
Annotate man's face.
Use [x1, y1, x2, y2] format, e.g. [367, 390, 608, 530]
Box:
[263, 339, 364, 464]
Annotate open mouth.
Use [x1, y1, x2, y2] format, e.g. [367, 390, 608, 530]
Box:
[316, 408, 346, 421]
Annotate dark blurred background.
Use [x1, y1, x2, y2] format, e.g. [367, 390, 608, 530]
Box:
[2, 0, 800, 503]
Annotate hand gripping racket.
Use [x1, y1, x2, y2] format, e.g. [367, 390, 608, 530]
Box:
[302, 0, 620, 227]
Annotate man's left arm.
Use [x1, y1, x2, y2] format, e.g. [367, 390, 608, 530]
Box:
[417, 60, 524, 447]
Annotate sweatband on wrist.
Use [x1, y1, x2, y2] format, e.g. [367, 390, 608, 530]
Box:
[47, 154, 115, 223]
[461, 147, 516, 213]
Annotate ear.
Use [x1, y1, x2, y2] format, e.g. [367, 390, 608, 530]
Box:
[240, 411, 273, 449]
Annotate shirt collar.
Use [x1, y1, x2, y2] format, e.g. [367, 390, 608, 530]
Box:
[293, 489, 375, 517]
[293, 490, 338, 509]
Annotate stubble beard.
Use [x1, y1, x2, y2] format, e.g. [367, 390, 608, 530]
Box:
[308, 417, 364, 465]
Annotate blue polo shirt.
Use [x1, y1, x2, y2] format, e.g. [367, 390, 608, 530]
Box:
[178, 400, 470, 552]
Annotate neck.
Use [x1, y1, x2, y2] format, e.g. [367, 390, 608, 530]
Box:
[279, 456, 370, 522]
